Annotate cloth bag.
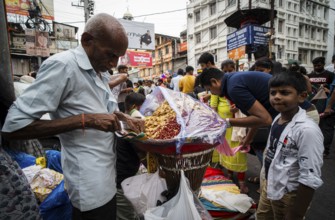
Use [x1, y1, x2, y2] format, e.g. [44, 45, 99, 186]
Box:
[121, 171, 167, 214]
[144, 170, 203, 220]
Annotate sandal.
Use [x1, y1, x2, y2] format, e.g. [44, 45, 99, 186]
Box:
[247, 176, 260, 184]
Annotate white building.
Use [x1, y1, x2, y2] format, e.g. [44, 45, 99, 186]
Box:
[186, 0, 335, 71]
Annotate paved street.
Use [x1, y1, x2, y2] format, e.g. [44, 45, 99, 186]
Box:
[245, 151, 335, 220]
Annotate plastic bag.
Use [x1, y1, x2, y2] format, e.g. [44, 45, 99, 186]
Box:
[122, 171, 167, 214]
[140, 87, 227, 153]
[40, 180, 72, 220]
[5, 149, 36, 168]
[46, 150, 63, 173]
[22, 164, 42, 183]
[30, 168, 64, 202]
[144, 170, 205, 220]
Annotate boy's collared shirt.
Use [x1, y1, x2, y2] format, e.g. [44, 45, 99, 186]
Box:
[262, 108, 324, 200]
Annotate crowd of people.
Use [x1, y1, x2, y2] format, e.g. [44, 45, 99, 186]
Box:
[1, 12, 334, 220]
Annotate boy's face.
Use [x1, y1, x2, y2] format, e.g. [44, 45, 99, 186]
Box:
[204, 78, 222, 96]
[269, 85, 306, 115]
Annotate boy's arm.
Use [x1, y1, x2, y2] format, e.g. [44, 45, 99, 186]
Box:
[285, 125, 324, 219]
[285, 184, 314, 220]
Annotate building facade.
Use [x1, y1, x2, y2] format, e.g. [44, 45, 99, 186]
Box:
[187, 0, 335, 70]
[138, 33, 187, 80]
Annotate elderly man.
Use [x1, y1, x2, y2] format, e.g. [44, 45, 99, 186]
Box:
[2, 13, 143, 220]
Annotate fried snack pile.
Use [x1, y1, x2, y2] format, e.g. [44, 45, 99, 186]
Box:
[145, 101, 181, 139]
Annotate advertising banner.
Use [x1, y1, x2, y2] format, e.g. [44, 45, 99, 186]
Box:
[118, 19, 155, 50]
[119, 50, 153, 68]
[179, 42, 187, 52]
[227, 25, 270, 51]
[228, 46, 246, 60]
[25, 29, 50, 57]
[5, 0, 55, 20]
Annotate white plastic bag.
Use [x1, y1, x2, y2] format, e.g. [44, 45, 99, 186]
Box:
[121, 171, 167, 214]
[144, 170, 202, 220]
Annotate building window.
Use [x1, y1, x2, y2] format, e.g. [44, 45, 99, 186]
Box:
[305, 25, 309, 39]
[279, 0, 283, 7]
[324, 8, 328, 20]
[195, 33, 201, 44]
[299, 24, 304, 37]
[278, 19, 284, 33]
[165, 46, 169, 54]
[323, 30, 328, 42]
[311, 27, 315, 39]
[293, 41, 296, 50]
[293, 29, 297, 37]
[195, 11, 200, 22]
[210, 26, 217, 39]
[152, 52, 155, 58]
[287, 40, 291, 49]
[310, 50, 315, 62]
[287, 27, 291, 36]
[227, 0, 236, 7]
[299, 49, 308, 64]
[312, 4, 316, 16]
[210, 3, 216, 16]
[288, 2, 291, 9]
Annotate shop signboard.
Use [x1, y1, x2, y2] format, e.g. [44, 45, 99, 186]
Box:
[119, 50, 153, 68]
[227, 25, 270, 51]
[228, 46, 246, 60]
[6, 0, 55, 20]
[25, 29, 50, 57]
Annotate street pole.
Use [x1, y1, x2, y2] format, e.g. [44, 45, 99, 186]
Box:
[269, 0, 275, 60]
[0, 0, 16, 125]
[83, 0, 90, 22]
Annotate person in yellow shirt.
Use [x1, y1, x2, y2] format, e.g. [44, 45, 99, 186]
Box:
[179, 66, 195, 94]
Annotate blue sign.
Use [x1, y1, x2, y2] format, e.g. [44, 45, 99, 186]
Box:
[227, 25, 270, 51]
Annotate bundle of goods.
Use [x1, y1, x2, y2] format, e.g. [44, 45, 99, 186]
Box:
[131, 87, 227, 193]
[200, 167, 256, 219]
[145, 101, 181, 140]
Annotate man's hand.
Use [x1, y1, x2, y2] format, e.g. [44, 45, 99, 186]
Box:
[86, 114, 121, 132]
[114, 112, 145, 133]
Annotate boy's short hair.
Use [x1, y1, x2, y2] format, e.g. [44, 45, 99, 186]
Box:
[312, 57, 325, 65]
[221, 59, 235, 69]
[177, 68, 184, 75]
[269, 71, 307, 93]
[125, 93, 146, 111]
[185, 66, 194, 72]
[198, 52, 215, 65]
[255, 57, 273, 70]
[198, 68, 224, 87]
[117, 65, 128, 72]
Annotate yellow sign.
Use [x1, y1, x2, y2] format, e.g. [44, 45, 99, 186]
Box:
[6, 0, 54, 20]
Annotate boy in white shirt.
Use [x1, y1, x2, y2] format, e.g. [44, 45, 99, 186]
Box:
[257, 71, 324, 220]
